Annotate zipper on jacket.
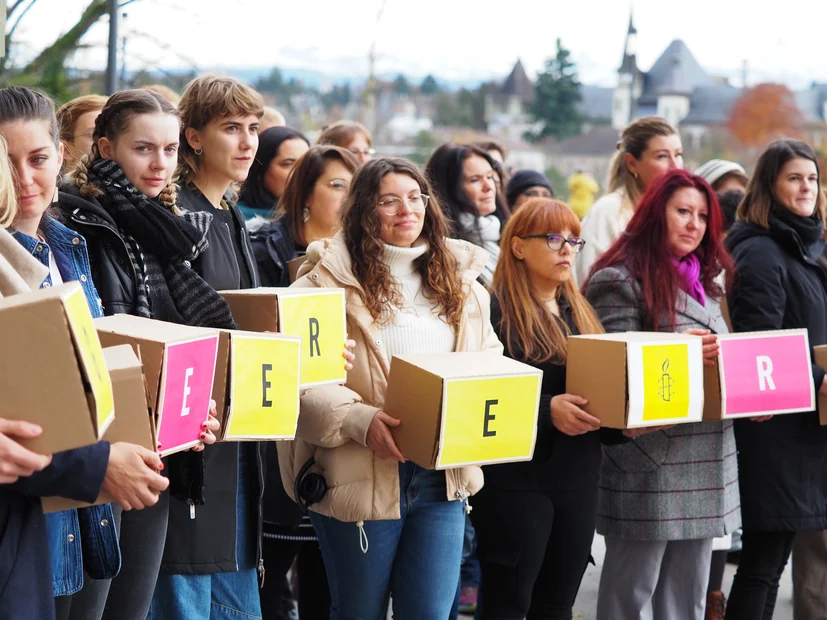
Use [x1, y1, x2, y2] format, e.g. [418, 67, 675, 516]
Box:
[187, 499, 195, 520]
[256, 444, 266, 587]
[456, 490, 472, 514]
[231, 207, 260, 287]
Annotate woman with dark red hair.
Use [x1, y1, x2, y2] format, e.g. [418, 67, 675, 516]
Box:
[584, 169, 741, 620]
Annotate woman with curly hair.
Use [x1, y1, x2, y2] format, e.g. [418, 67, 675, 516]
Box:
[278, 157, 503, 619]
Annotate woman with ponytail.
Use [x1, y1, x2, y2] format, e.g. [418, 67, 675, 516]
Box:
[59, 88, 223, 620]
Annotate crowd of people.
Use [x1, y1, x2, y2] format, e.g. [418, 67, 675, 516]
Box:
[0, 73, 826, 620]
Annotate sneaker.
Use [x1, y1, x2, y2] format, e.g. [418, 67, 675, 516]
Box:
[705, 590, 726, 620]
[458, 586, 478, 614]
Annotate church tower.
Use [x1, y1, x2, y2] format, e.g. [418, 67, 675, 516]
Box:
[612, 11, 642, 129]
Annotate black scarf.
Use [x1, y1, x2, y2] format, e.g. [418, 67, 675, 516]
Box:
[769, 202, 826, 261]
[87, 159, 235, 330]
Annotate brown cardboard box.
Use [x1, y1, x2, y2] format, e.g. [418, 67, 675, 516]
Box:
[0, 282, 113, 454]
[211, 329, 301, 441]
[383, 353, 543, 470]
[566, 332, 705, 429]
[42, 345, 156, 513]
[94, 315, 221, 456]
[814, 346, 827, 425]
[219, 287, 347, 387]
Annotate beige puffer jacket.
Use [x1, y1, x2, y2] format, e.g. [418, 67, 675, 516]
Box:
[277, 232, 503, 524]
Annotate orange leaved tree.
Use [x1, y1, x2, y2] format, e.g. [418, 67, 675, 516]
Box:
[727, 83, 803, 148]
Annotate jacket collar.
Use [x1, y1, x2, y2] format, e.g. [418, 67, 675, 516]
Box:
[676, 287, 722, 332]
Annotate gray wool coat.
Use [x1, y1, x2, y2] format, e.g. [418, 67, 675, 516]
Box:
[585, 265, 742, 541]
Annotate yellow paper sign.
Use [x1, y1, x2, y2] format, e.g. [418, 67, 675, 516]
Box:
[226, 335, 301, 439]
[277, 291, 346, 387]
[437, 374, 541, 468]
[64, 286, 115, 435]
[641, 343, 691, 421]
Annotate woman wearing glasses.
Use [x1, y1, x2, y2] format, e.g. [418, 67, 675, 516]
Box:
[583, 169, 740, 620]
[278, 157, 502, 619]
[471, 198, 611, 619]
[426, 143, 511, 288]
[248, 145, 358, 287]
[237, 126, 310, 221]
[317, 120, 375, 165]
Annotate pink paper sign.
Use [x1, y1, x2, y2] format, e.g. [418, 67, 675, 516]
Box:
[157, 336, 219, 455]
[719, 332, 814, 416]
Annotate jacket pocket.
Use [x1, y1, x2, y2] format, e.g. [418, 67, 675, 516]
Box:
[603, 431, 670, 473]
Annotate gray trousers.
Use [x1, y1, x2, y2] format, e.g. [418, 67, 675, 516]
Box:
[793, 530, 827, 620]
[596, 537, 714, 620]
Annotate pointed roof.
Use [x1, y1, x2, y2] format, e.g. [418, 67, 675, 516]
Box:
[500, 59, 534, 102]
[641, 39, 712, 98]
[619, 10, 638, 74]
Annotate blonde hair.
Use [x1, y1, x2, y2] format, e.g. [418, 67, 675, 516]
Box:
[260, 106, 285, 130]
[57, 94, 108, 144]
[0, 137, 18, 228]
[608, 116, 678, 207]
[176, 74, 265, 186]
[67, 89, 180, 213]
[143, 84, 181, 106]
[317, 120, 372, 148]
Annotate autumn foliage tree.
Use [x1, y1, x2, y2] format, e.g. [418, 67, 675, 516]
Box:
[727, 83, 803, 148]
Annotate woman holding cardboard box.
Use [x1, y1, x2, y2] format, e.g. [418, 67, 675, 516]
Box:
[279, 156, 502, 619]
[470, 198, 615, 619]
[724, 140, 827, 620]
[583, 169, 740, 620]
[58, 87, 224, 620]
[0, 85, 174, 619]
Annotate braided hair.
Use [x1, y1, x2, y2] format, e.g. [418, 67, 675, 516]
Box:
[67, 88, 181, 213]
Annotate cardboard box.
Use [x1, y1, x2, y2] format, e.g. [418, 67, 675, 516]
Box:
[383, 352, 543, 469]
[0, 282, 114, 454]
[566, 332, 705, 429]
[813, 346, 827, 425]
[211, 329, 302, 441]
[95, 315, 220, 456]
[42, 345, 156, 513]
[704, 329, 815, 420]
[219, 287, 347, 388]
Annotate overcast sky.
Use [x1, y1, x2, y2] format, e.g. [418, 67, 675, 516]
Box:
[12, 0, 827, 89]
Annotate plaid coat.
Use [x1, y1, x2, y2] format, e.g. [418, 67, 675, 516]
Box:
[585, 265, 741, 541]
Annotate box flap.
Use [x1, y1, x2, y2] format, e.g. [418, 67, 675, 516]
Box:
[0, 280, 81, 310]
[385, 356, 445, 468]
[702, 363, 724, 421]
[816, 346, 827, 425]
[566, 336, 628, 429]
[94, 314, 219, 343]
[219, 290, 280, 332]
[389, 352, 540, 381]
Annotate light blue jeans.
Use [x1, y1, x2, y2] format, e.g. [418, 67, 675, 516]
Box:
[147, 450, 261, 620]
[310, 461, 465, 620]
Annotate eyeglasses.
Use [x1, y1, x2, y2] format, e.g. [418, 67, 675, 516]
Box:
[350, 148, 376, 157]
[520, 234, 586, 253]
[377, 194, 430, 215]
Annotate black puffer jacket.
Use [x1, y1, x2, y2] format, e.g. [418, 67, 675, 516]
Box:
[726, 206, 827, 531]
[246, 216, 299, 288]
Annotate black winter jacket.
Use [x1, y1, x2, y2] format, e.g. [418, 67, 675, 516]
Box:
[726, 207, 827, 531]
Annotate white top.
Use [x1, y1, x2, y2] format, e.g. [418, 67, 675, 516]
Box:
[377, 242, 457, 359]
[47, 247, 63, 286]
[575, 190, 633, 285]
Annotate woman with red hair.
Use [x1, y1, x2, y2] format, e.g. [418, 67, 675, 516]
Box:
[584, 169, 741, 620]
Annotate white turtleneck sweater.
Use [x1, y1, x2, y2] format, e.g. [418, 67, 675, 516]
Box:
[377, 242, 457, 359]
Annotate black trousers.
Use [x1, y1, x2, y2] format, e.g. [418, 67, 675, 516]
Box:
[725, 530, 795, 620]
[470, 485, 597, 620]
[259, 536, 330, 620]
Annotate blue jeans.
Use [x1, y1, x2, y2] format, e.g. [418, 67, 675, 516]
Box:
[148, 450, 261, 620]
[310, 461, 465, 620]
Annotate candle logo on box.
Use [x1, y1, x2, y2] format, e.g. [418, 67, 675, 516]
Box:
[642, 344, 691, 421]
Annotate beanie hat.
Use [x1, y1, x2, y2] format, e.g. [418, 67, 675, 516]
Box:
[506, 169, 554, 207]
[694, 160, 747, 188]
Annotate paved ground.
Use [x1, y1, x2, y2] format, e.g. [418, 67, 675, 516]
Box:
[461, 534, 795, 619]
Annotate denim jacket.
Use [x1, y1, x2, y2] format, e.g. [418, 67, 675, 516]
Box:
[13, 216, 120, 596]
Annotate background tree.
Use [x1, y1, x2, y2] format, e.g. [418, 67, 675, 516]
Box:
[392, 73, 410, 96]
[409, 129, 437, 165]
[420, 74, 439, 95]
[727, 83, 803, 148]
[528, 37, 582, 142]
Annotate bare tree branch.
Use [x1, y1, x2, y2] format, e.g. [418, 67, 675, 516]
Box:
[7, 0, 33, 20]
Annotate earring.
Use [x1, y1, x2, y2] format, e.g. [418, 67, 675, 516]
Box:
[194, 147, 203, 156]
[302, 207, 310, 223]
[633, 172, 639, 181]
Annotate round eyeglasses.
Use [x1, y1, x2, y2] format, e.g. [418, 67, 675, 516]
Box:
[377, 194, 430, 216]
[519, 234, 586, 253]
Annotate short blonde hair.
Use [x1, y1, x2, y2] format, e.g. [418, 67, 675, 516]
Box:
[0, 137, 18, 228]
[260, 106, 285, 130]
[56, 94, 107, 143]
[176, 74, 265, 184]
[143, 84, 181, 106]
[317, 120, 372, 148]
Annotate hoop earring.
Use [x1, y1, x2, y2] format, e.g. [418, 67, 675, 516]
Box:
[302, 207, 310, 223]
[194, 147, 203, 156]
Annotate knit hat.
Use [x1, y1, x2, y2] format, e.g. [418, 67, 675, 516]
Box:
[694, 160, 747, 188]
[506, 169, 554, 207]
